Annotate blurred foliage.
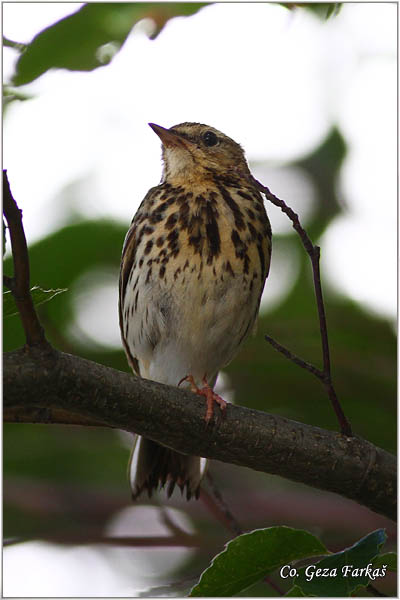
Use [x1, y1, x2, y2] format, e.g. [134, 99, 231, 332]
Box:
[8, 3, 208, 86]
[4, 286, 67, 317]
[295, 127, 346, 236]
[3, 219, 125, 360]
[281, 3, 342, 20]
[4, 2, 342, 90]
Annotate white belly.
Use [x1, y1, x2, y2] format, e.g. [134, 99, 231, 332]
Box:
[140, 270, 260, 386]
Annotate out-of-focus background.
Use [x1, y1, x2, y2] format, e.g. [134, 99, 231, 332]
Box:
[3, 3, 396, 597]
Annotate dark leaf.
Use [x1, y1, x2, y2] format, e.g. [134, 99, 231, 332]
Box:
[372, 552, 397, 573]
[295, 529, 387, 596]
[190, 526, 328, 597]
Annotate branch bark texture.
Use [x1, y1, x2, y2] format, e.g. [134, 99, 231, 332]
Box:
[4, 347, 396, 521]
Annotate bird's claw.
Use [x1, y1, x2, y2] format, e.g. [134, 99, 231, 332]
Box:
[178, 374, 227, 423]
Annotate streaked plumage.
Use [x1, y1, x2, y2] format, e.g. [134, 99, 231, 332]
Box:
[119, 122, 272, 500]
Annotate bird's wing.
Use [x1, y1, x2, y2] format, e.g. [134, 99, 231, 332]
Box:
[119, 187, 166, 377]
[119, 222, 141, 375]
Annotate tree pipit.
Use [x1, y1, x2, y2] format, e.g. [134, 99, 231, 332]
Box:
[119, 122, 272, 500]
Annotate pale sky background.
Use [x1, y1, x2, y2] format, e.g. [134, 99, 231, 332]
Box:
[3, 2, 397, 595]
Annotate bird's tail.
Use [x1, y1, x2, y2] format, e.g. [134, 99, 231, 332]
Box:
[128, 435, 208, 501]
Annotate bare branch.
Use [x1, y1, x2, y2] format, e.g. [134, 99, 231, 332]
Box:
[4, 534, 202, 548]
[2, 170, 49, 348]
[253, 178, 352, 437]
[264, 334, 324, 380]
[204, 472, 243, 537]
[4, 347, 395, 521]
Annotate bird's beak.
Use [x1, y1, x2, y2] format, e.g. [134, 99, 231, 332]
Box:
[149, 123, 193, 149]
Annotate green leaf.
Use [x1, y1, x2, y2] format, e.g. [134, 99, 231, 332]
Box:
[189, 526, 328, 597]
[280, 3, 342, 20]
[372, 552, 397, 572]
[306, 3, 342, 19]
[295, 529, 387, 597]
[3, 286, 67, 317]
[13, 3, 208, 86]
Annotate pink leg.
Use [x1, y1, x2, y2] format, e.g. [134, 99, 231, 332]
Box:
[178, 375, 227, 423]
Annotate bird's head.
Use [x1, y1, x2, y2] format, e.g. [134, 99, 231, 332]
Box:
[149, 122, 251, 184]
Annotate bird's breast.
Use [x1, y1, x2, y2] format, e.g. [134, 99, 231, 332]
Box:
[121, 179, 271, 383]
[134, 182, 269, 346]
[135, 179, 271, 289]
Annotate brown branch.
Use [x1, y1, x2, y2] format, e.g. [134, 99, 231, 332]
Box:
[4, 346, 396, 521]
[4, 534, 202, 548]
[264, 334, 324, 380]
[2, 170, 49, 348]
[253, 178, 352, 437]
[204, 471, 243, 537]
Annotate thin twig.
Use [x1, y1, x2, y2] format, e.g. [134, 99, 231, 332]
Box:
[253, 178, 352, 437]
[264, 334, 324, 380]
[4, 534, 201, 548]
[205, 471, 243, 537]
[3, 170, 49, 348]
[203, 472, 285, 596]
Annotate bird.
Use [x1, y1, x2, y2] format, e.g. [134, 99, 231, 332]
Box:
[119, 122, 272, 501]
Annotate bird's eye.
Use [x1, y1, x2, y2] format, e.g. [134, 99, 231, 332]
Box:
[202, 131, 218, 147]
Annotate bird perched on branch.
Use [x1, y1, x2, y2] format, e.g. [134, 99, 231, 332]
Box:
[119, 122, 272, 500]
